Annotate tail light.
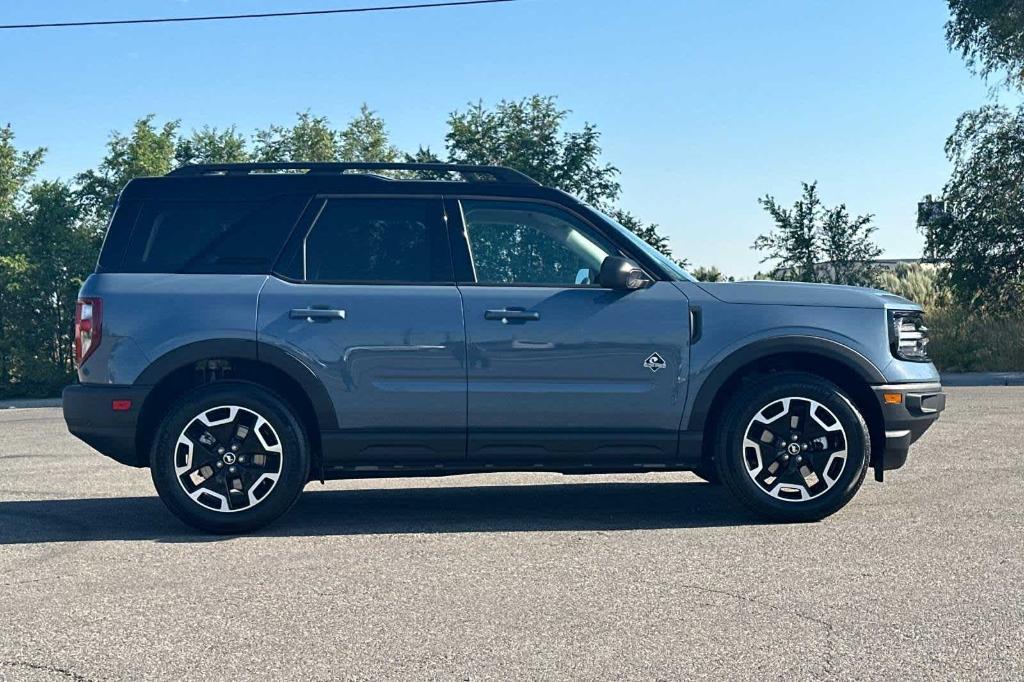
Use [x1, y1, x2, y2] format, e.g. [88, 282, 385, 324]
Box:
[74, 298, 102, 367]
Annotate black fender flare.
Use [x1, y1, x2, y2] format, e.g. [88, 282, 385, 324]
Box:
[685, 335, 886, 432]
[135, 338, 338, 431]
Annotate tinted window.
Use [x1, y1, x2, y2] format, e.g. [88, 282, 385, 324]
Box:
[461, 200, 617, 285]
[121, 196, 306, 274]
[302, 198, 451, 283]
[97, 200, 140, 272]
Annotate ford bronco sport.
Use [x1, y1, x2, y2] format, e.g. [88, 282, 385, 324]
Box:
[62, 162, 946, 533]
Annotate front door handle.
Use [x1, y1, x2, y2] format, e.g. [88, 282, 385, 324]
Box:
[484, 308, 540, 323]
[290, 308, 346, 321]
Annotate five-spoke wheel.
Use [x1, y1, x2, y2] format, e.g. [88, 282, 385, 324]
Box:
[151, 382, 310, 533]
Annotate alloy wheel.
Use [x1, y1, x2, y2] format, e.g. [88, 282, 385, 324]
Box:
[742, 397, 849, 502]
[173, 405, 284, 513]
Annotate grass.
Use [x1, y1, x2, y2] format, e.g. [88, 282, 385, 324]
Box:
[925, 307, 1024, 372]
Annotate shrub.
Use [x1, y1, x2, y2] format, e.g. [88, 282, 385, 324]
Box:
[874, 263, 947, 309]
[924, 306, 1024, 372]
[874, 263, 1023, 372]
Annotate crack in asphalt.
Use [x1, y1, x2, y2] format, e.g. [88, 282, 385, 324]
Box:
[0, 660, 95, 681]
[0, 575, 64, 588]
[679, 583, 838, 676]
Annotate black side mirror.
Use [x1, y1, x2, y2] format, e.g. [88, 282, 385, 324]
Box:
[599, 256, 652, 290]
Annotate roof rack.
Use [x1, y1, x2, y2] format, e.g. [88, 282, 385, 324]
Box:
[166, 162, 540, 185]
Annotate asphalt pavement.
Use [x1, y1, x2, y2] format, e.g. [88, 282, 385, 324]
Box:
[1, 387, 1021, 680]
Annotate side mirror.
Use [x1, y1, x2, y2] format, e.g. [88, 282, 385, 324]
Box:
[599, 257, 652, 290]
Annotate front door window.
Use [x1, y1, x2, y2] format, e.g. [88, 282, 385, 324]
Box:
[460, 200, 617, 286]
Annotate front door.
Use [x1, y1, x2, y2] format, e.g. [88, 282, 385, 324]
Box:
[257, 196, 466, 468]
[453, 198, 691, 464]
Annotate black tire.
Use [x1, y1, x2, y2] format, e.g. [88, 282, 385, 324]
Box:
[150, 382, 311, 534]
[713, 372, 870, 522]
[691, 465, 722, 485]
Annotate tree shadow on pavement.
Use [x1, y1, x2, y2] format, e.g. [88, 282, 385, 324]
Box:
[0, 480, 764, 545]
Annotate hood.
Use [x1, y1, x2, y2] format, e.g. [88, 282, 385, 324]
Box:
[696, 280, 918, 309]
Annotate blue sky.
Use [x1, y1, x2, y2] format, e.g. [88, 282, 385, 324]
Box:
[0, 0, 1012, 276]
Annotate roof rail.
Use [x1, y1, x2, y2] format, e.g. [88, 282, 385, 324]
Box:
[166, 162, 540, 185]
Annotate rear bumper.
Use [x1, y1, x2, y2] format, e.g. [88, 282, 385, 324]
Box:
[872, 382, 946, 473]
[62, 383, 150, 467]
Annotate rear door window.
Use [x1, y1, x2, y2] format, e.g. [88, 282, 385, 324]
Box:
[121, 196, 307, 274]
[297, 198, 452, 283]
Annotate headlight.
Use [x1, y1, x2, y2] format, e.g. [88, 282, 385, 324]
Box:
[889, 310, 929, 362]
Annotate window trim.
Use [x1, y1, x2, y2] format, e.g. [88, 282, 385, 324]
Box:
[448, 195, 655, 288]
[272, 194, 457, 287]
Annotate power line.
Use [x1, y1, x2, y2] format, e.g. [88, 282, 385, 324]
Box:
[0, 0, 517, 30]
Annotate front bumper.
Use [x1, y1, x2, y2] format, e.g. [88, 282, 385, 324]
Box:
[62, 383, 151, 467]
[871, 382, 946, 477]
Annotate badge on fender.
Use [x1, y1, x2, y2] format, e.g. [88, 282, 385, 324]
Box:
[644, 352, 667, 372]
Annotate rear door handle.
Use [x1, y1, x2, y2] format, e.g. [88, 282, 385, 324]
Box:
[290, 308, 346, 321]
[484, 309, 540, 323]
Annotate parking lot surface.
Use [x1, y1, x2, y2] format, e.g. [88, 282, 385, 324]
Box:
[1, 387, 1021, 680]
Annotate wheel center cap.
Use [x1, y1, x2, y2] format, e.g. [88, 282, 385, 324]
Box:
[222, 452, 237, 465]
[787, 442, 802, 456]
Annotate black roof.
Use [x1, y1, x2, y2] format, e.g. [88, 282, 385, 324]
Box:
[109, 161, 681, 281]
[167, 162, 540, 184]
[122, 162, 558, 202]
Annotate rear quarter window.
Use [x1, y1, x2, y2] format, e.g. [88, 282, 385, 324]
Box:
[96, 200, 140, 272]
[119, 195, 308, 274]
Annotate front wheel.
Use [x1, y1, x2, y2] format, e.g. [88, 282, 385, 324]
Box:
[691, 465, 721, 485]
[150, 382, 311, 534]
[713, 372, 870, 522]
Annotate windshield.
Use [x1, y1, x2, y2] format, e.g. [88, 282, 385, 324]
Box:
[590, 206, 697, 282]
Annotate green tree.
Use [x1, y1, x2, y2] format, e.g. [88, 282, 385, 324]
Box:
[340, 104, 400, 162]
[946, 0, 1024, 89]
[755, 182, 823, 282]
[0, 126, 93, 396]
[254, 112, 339, 162]
[606, 208, 687, 266]
[0, 125, 44, 214]
[820, 203, 882, 286]
[11, 181, 94, 393]
[402, 146, 448, 179]
[445, 96, 676, 259]
[0, 126, 45, 389]
[0, 251, 30, 393]
[77, 115, 179, 224]
[447, 96, 620, 205]
[691, 265, 732, 282]
[175, 126, 250, 165]
[926, 105, 1024, 309]
[754, 181, 881, 286]
[252, 106, 401, 165]
[405, 146, 442, 164]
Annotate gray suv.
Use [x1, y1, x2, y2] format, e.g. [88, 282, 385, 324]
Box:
[62, 162, 946, 533]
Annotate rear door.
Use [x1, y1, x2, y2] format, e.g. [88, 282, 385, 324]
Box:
[257, 196, 467, 469]
[451, 197, 691, 464]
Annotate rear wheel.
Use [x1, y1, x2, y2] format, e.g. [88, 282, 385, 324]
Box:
[714, 372, 869, 522]
[150, 382, 310, 534]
